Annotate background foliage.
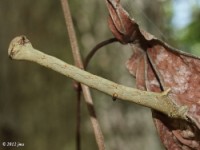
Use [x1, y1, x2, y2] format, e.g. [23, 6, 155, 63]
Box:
[0, 0, 199, 150]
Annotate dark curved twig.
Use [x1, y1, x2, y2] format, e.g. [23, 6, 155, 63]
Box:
[84, 38, 118, 69]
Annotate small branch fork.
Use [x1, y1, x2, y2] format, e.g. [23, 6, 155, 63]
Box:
[8, 36, 188, 120]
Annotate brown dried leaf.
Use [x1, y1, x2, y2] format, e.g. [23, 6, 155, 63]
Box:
[106, 0, 200, 149]
[106, 0, 140, 44]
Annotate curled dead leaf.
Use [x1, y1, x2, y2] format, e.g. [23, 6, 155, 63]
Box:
[106, 0, 200, 149]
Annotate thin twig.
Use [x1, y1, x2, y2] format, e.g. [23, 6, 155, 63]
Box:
[60, 0, 82, 68]
[60, 0, 82, 148]
[60, 0, 105, 150]
[76, 85, 81, 150]
[84, 38, 118, 69]
[8, 36, 188, 120]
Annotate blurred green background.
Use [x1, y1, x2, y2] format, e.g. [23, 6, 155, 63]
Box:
[0, 0, 200, 150]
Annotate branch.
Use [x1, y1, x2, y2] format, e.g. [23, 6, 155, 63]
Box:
[8, 36, 188, 120]
[60, 0, 105, 149]
[60, 0, 82, 68]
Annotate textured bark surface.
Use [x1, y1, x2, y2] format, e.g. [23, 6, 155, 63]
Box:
[106, 0, 200, 149]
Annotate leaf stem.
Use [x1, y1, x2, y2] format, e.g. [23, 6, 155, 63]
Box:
[84, 38, 118, 69]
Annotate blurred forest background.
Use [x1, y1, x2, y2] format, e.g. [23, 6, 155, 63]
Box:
[0, 0, 200, 150]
